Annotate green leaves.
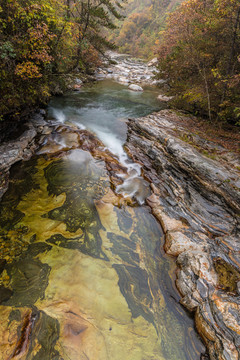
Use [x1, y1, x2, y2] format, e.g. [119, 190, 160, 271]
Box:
[0, 41, 16, 59]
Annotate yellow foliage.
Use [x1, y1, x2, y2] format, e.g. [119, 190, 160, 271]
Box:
[15, 62, 42, 80]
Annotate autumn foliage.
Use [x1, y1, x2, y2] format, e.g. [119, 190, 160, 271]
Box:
[0, 0, 123, 120]
[109, 0, 183, 59]
[157, 0, 240, 123]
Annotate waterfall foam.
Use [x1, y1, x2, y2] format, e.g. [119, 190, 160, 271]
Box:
[48, 80, 161, 204]
[52, 109, 66, 123]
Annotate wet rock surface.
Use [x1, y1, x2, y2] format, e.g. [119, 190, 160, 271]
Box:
[0, 125, 205, 359]
[126, 110, 240, 360]
[128, 84, 143, 92]
[96, 51, 160, 87]
[0, 112, 47, 201]
[1, 54, 236, 359]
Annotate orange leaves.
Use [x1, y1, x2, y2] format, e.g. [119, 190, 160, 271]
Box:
[28, 48, 53, 64]
[26, 23, 55, 65]
[0, 0, 130, 118]
[15, 61, 42, 80]
[28, 23, 50, 40]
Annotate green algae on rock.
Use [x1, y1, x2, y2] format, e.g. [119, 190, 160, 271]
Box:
[0, 159, 39, 231]
[4, 259, 50, 307]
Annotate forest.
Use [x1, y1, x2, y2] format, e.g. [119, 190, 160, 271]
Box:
[109, 0, 183, 59]
[156, 0, 240, 123]
[0, 0, 240, 124]
[111, 0, 240, 123]
[0, 0, 122, 121]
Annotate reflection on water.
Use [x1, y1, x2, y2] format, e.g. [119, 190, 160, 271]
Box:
[0, 81, 205, 359]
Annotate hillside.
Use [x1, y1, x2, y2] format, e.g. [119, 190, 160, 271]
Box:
[108, 0, 183, 59]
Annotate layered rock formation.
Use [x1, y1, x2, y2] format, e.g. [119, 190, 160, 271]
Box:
[0, 121, 205, 359]
[126, 110, 240, 360]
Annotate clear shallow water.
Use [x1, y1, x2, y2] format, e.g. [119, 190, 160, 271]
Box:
[48, 80, 162, 144]
[0, 80, 205, 359]
[48, 80, 164, 204]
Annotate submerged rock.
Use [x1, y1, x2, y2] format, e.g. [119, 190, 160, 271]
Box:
[157, 94, 173, 102]
[0, 118, 205, 359]
[0, 307, 60, 359]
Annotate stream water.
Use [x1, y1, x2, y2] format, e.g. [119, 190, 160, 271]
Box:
[0, 80, 205, 359]
[48, 80, 164, 204]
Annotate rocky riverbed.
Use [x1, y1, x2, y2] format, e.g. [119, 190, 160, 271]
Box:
[0, 52, 240, 360]
[96, 51, 161, 87]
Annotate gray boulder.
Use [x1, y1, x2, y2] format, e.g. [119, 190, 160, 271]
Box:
[128, 84, 143, 91]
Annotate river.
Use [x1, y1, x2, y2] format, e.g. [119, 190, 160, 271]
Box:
[0, 79, 205, 359]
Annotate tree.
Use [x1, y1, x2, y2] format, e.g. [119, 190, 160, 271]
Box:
[109, 0, 184, 58]
[0, 0, 125, 120]
[157, 0, 240, 123]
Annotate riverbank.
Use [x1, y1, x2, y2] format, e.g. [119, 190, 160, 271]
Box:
[96, 52, 240, 359]
[126, 110, 240, 360]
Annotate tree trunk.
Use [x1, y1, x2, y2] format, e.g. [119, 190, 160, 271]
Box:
[221, 5, 240, 103]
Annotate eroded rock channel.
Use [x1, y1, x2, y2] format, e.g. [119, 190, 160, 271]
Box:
[126, 111, 240, 360]
[0, 53, 239, 360]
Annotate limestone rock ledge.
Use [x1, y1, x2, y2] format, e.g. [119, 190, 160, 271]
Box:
[0, 121, 39, 200]
[0, 111, 61, 200]
[126, 110, 240, 360]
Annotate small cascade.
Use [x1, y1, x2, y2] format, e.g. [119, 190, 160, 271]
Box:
[48, 76, 163, 205]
